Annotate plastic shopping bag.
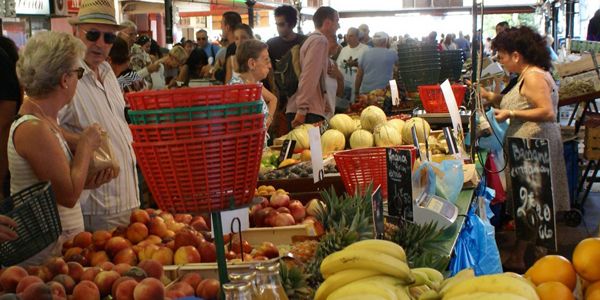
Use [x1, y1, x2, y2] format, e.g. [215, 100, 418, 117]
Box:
[434, 159, 464, 204]
[413, 160, 464, 204]
[450, 184, 502, 276]
[478, 107, 508, 151]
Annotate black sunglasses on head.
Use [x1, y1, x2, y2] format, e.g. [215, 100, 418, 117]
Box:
[83, 29, 117, 44]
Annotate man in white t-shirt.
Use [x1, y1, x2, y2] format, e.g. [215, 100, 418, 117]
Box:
[336, 27, 368, 106]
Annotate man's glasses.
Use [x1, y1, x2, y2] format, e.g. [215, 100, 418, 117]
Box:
[70, 67, 85, 79]
[197, 37, 207, 41]
[83, 29, 117, 44]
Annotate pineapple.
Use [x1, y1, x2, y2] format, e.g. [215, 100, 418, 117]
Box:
[280, 260, 312, 300]
[390, 219, 449, 272]
[305, 186, 375, 288]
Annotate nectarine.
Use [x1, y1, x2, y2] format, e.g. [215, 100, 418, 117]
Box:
[127, 222, 149, 244]
[15, 275, 43, 294]
[72, 280, 100, 300]
[0, 266, 27, 292]
[137, 259, 164, 280]
[133, 277, 165, 300]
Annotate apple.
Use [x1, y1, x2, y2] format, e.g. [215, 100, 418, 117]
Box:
[253, 207, 274, 227]
[190, 216, 209, 232]
[269, 193, 290, 208]
[289, 200, 306, 222]
[276, 207, 291, 214]
[199, 242, 217, 263]
[272, 213, 295, 227]
[256, 242, 279, 259]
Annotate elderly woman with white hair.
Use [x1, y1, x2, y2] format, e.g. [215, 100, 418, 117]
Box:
[11, 31, 113, 265]
[354, 31, 398, 95]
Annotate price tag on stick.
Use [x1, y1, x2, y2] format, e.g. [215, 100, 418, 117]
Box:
[389, 79, 400, 106]
[371, 185, 384, 239]
[212, 207, 250, 236]
[308, 126, 324, 183]
[386, 148, 413, 221]
[277, 139, 296, 166]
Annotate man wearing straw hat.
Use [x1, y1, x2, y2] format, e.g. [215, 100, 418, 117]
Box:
[59, 0, 140, 231]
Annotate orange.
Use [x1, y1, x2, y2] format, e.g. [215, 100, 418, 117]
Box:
[586, 281, 600, 300]
[535, 281, 574, 300]
[573, 238, 600, 282]
[525, 255, 577, 290]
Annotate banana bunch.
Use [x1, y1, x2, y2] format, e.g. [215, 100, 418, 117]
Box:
[316, 239, 415, 300]
[408, 267, 445, 299]
[440, 269, 540, 300]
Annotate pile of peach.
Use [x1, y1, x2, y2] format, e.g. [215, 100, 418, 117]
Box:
[0, 257, 219, 300]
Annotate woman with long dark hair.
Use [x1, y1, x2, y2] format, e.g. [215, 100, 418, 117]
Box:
[480, 26, 569, 271]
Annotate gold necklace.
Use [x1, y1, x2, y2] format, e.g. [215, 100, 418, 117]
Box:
[518, 65, 532, 81]
[26, 99, 62, 134]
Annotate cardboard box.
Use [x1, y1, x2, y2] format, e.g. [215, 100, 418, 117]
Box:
[403, 0, 414, 8]
[449, 0, 463, 6]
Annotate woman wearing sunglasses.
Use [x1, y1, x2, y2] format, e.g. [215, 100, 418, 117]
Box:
[10, 32, 113, 266]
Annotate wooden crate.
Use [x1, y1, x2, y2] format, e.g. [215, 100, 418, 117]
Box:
[449, 0, 463, 6]
[241, 223, 316, 246]
[584, 113, 600, 160]
[163, 258, 280, 281]
[585, 126, 600, 160]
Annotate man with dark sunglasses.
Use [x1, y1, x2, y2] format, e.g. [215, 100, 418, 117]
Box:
[59, 0, 140, 232]
[196, 29, 220, 65]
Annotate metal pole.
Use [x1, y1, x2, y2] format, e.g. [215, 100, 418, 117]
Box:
[470, 0, 478, 161]
[565, 0, 575, 39]
[212, 211, 228, 298]
[552, 1, 559, 50]
[246, 0, 256, 28]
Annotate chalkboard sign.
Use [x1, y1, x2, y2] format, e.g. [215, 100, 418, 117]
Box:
[386, 148, 413, 221]
[372, 185, 384, 239]
[277, 139, 296, 166]
[507, 137, 557, 251]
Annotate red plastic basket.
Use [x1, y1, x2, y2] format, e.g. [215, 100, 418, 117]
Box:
[418, 84, 467, 113]
[125, 84, 262, 110]
[333, 146, 416, 198]
[133, 128, 265, 213]
[129, 114, 264, 143]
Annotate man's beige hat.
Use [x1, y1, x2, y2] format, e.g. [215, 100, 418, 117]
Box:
[68, 0, 125, 28]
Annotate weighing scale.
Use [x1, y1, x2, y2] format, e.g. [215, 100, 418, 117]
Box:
[413, 192, 458, 229]
[408, 125, 460, 229]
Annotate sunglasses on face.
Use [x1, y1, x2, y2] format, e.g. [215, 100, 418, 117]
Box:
[197, 37, 207, 41]
[83, 29, 117, 44]
[70, 67, 85, 79]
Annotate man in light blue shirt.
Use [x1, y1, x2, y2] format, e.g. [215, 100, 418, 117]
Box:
[196, 29, 220, 65]
[355, 32, 398, 95]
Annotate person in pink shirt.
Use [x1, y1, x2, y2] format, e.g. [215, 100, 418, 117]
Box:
[286, 6, 339, 129]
